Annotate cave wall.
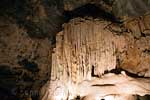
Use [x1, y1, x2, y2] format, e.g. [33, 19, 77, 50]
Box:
[0, 17, 52, 99]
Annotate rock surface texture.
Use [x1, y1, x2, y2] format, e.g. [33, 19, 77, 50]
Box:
[41, 15, 150, 100]
[0, 18, 52, 99]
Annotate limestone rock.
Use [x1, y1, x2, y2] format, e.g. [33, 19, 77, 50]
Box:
[119, 15, 150, 77]
[0, 18, 51, 99]
[42, 15, 150, 99]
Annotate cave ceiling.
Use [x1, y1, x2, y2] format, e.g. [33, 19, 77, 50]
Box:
[0, 0, 150, 38]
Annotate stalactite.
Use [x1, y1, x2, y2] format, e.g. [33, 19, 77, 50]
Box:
[41, 14, 150, 100]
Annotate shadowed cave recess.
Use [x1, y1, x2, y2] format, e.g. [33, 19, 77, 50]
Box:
[0, 0, 150, 100]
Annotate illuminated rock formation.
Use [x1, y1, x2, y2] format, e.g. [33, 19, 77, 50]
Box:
[40, 14, 150, 100]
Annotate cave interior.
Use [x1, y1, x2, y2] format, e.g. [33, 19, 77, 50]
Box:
[0, 0, 150, 100]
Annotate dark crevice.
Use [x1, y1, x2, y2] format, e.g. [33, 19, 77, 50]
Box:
[143, 49, 150, 54]
[141, 32, 146, 37]
[75, 95, 81, 100]
[92, 65, 146, 78]
[109, 68, 122, 74]
[92, 84, 115, 86]
[18, 59, 39, 72]
[91, 65, 99, 77]
[63, 4, 120, 23]
[109, 68, 147, 78]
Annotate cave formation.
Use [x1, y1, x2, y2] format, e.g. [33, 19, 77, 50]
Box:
[0, 0, 150, 100]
